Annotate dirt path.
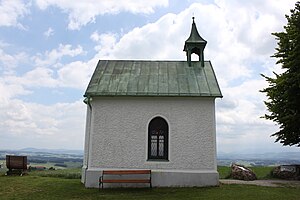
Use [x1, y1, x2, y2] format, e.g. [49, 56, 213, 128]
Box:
[220, 179, 300, 187]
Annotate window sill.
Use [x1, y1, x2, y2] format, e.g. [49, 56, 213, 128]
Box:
[147, 159, 169, 162]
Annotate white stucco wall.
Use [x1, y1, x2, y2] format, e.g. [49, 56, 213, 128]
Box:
[81, 105, 91, 183]
[86, 97, 217, 172]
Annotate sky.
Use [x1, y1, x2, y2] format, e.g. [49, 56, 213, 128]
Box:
[0, 0, 300, 154]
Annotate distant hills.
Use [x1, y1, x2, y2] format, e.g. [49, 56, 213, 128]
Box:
[218, 151, 300, 161]
[1, 147, 299, 167]
[19, 148, 83, 155]
[0, 148, 83, 165]
[218, 151, 300, 166]
[1, 148, 299, 159]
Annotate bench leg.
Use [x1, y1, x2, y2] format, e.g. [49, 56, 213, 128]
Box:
[99, 176, 103, 190]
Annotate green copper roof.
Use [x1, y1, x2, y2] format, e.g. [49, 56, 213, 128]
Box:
[84, 60, 222, 97]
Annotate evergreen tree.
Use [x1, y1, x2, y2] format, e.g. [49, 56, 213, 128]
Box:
[261, 2, 300, 147]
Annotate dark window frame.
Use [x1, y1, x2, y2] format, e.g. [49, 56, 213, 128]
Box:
[147, 117, 169, 161]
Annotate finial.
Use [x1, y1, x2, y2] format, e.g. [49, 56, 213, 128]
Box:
[192, 14, 195, 23]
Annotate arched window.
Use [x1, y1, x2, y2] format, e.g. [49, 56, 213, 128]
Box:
[148, 117, 168, 160]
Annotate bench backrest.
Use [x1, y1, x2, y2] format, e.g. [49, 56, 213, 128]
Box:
[6, 155, 27, 170]
[103, 170, 151, 175]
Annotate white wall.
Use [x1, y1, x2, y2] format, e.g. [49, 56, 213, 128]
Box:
[87, 96, 217, 171]
[81, 104, 91, 183]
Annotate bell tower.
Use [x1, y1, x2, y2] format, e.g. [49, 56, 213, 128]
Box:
[183, 17, 207, 67]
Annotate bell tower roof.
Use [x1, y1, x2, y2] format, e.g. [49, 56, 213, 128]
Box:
[184, 17, 207, 67]
[184, 17, 207, 46]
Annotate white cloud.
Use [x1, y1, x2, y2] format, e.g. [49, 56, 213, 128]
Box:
[35, 0, 169, 30]
[0, 48, 29, 75]
[0, 98, 85, 149]
[44, 27, 54, 38]
[90, 31, 102, 42]
[33, 44, 86, 67]
[90, 32, 117, 56]
[94, 12, 186, 60]
[0, 43, 92, 94]
[0, 0, 30, 28]
[5, 67, 59, 88]
[0, 46, 88, 149]
[0, 79, 31, 103]
[58, 60, 95, 90]
[216, 79, 270, 129]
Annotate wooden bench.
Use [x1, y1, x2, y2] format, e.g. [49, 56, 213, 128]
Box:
[99, 170, 152, 189]
[6, 155, 27, 176]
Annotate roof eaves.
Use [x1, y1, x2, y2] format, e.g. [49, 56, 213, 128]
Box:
[84, 92, 222, 98]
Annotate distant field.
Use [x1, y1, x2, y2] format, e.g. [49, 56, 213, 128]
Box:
[0, 171, 299, 200]
[27, 161, 82, 169]
[0, 159, 82, 171]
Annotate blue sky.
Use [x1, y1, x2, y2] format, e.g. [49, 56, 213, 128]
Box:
[0, 0, 300, 154]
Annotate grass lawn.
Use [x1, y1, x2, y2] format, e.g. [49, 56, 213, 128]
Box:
[1, 172, 300, 200]
[218, 166, 231, 179]
[251, 166, 274, 179]
[28, 168, 81, 179]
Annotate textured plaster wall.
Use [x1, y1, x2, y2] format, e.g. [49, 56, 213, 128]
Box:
[83, 106, 91, 167]
[87, 97, 217, 171]
[81, 105, 91, 183]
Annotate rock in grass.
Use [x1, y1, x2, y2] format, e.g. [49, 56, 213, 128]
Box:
[272, 165, 300, 180]
[230, 164, 257, 181]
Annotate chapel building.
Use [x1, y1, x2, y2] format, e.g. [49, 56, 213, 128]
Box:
[81, 18, 222, 188]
